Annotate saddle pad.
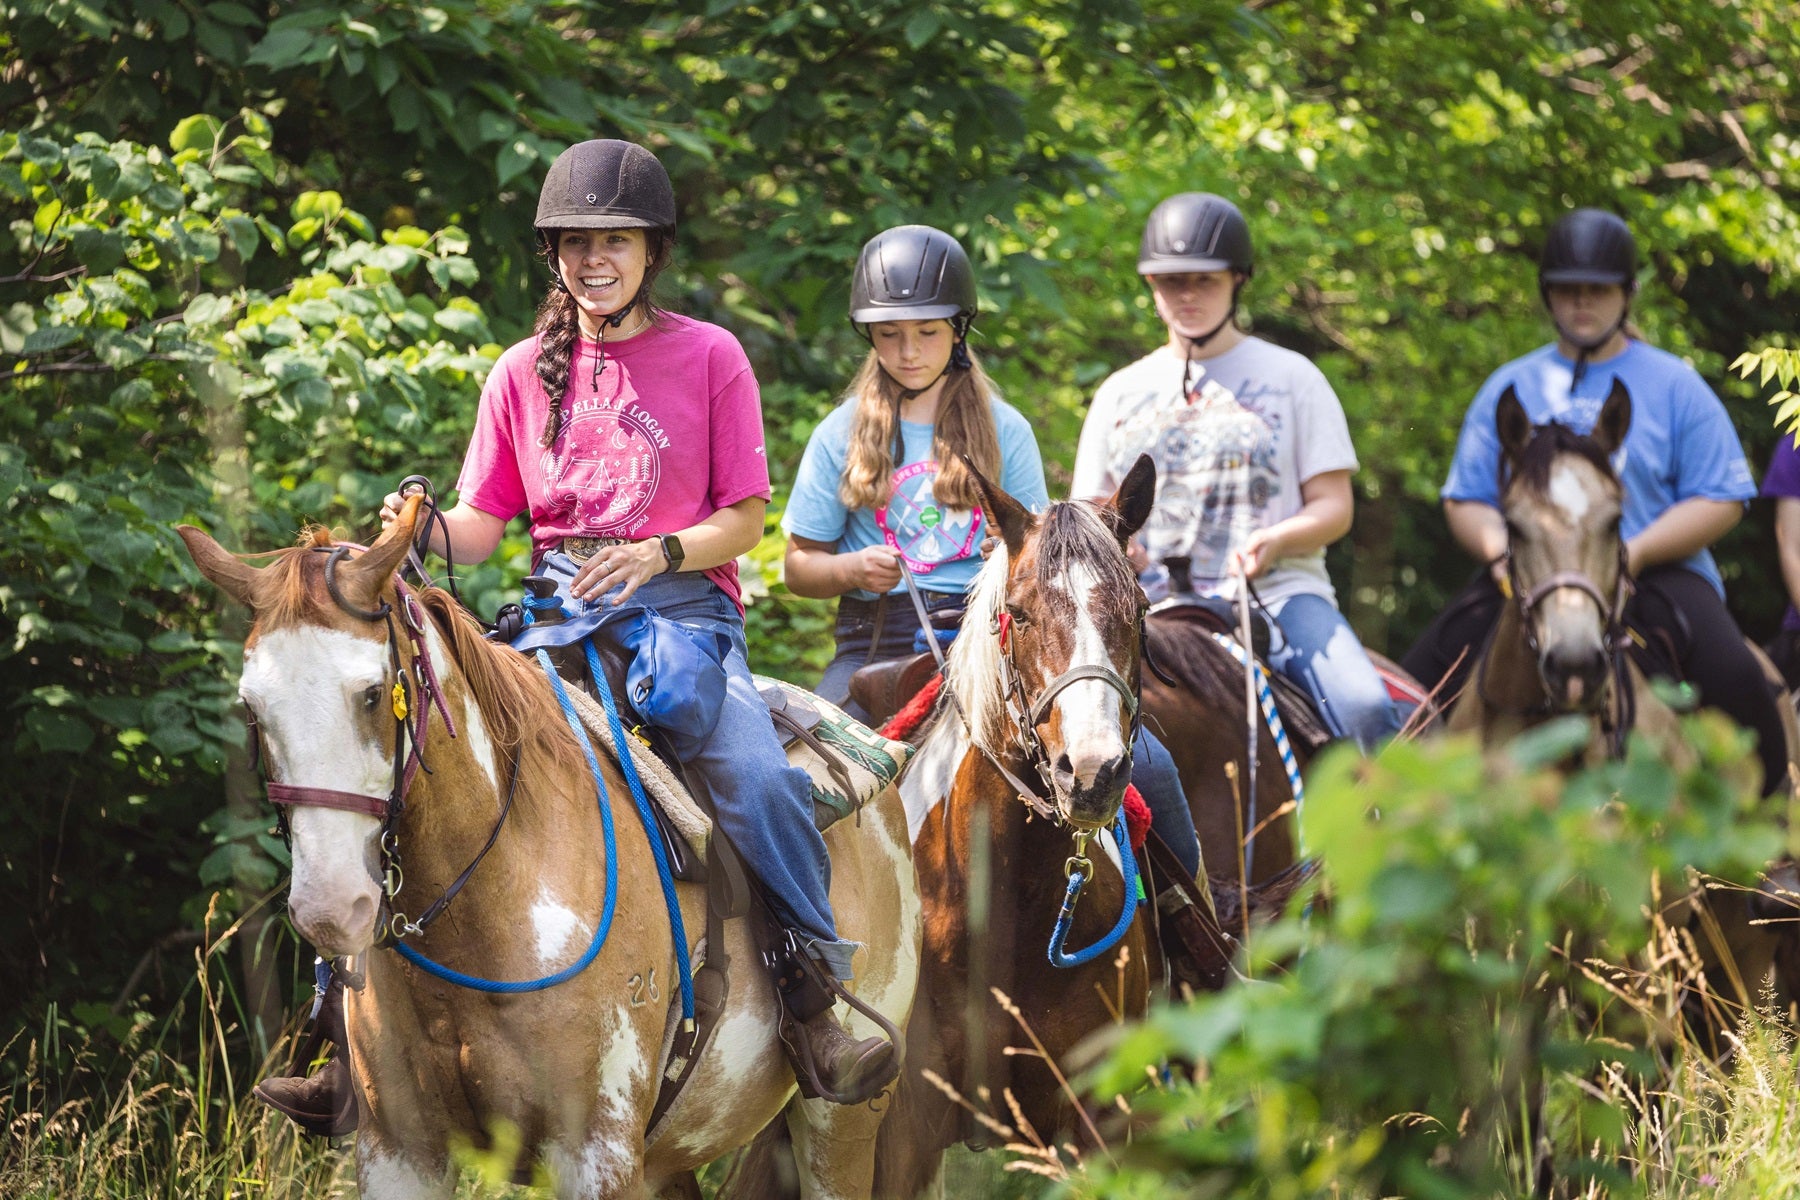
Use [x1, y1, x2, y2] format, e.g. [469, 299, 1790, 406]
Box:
[755, 676, 916, 831]
[561, 686, 713, 859]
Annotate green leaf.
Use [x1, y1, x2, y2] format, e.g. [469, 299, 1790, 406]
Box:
[169, 114, 224, 154]
[432, 307, 488, 339]
[22, 709, 96, 754]
[20, 136, 63, 168]
[245, 25, 314, 69]
[904, 10, 942, 48]
[21, 325, 81, 354]
[496, 138, 538, 187]
[184, 292, 233, 327]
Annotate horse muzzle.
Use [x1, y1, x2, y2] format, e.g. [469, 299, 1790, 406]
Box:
[1052, 749, 1129, 830]
[1538, 640, 1610, 713]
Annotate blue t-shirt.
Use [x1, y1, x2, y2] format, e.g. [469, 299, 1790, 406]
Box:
[1442, 340, 1754, 595]
[782, 395, 1049, 600]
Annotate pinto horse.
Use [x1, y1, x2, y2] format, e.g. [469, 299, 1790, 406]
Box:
[1450, 382, 1800, 1045]
[179, 499, 919, 1200]
[850, 457, 1163, 1196]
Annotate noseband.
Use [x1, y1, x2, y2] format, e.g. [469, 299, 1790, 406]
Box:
[1506, 540, 1632, 657]
[991, 607, 1143, 816]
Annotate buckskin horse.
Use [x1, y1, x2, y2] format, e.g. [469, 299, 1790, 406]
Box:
[1450, 381, 1800, 1048]
[179, 498, 920, 1200]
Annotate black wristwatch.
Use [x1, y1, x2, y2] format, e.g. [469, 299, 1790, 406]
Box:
[657, 533, 685, 574]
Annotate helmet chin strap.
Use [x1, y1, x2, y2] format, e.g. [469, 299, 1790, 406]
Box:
[1170, 278, 1243, 398]
[1552, 302, 1630, 391]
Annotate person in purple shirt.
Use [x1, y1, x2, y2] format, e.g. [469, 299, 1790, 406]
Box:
[1402, 209, 1787, 794]
[1761, 434, 1800, 689]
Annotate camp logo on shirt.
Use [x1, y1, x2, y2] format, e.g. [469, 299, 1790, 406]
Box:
[876, 459, 984, 574]
[541, 393, 673, 534]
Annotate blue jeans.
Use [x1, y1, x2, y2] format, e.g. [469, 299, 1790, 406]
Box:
[597, 571, 857, 980]
[817, 591, 967, 721]
[1265, 592, 1403, 751]
[820, 593, 1204, 882]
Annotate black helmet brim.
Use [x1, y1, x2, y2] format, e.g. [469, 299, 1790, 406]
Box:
[1540, 267, 1633, 287]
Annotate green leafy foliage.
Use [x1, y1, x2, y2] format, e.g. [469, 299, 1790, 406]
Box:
[1089, 717, 1782, 1196]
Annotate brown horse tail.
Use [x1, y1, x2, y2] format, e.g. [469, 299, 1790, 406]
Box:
[1208, 857, 1320, 940]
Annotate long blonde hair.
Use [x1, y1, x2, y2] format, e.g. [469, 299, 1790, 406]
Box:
[838, 348, 1002, 511]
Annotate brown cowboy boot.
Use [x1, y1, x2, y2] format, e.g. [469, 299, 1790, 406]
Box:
[252, 976, 359, 1136]
[782, 1006, 899, 1106]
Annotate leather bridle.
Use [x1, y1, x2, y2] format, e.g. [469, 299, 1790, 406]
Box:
[989, 605, 1144, 826]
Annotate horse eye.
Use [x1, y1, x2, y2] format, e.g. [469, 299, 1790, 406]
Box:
[362, 684, 384, 712]
[1006, 604, 1031, 627]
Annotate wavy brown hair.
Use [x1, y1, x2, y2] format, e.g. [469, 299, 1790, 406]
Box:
[838, 347, 1002, 511]
[534, 227, 674, 447]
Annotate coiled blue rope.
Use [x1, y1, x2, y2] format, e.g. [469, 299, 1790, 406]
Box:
[1047, 813, 1143, 968]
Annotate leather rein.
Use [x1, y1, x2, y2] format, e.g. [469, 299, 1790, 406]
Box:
[1480, 539, 1636, 757]
[249, 543, 520, 945]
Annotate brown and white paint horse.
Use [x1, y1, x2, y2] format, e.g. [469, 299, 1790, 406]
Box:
[1450, 382, 1800, 1047]
[866, 458, 1159, 1196]
[180, 498, 920, 1200]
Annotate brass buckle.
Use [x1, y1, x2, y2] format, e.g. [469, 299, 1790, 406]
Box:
[562, 536, 629, 564]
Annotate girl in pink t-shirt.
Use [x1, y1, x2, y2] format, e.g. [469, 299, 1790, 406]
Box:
[261, 141, 893, 1121]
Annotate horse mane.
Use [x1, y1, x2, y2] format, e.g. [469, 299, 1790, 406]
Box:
[414, 587, 583, 779]
[235, 526, 582, 782]
[1502, 420, 1616, 499]
[1143, 607, 1256, 712]
[943, 499, 1139, 749]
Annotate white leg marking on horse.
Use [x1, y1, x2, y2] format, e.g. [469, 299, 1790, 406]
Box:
[594, 1004, 649, 1123]
[359, 1147, 449, 1199]
[1549, 462, 1591, 523]
[670, 1004, 784, 1155]
[531, 887, 587, 967]
[1052, 562, 1131, 780]
[546, 1134, 636, 1199]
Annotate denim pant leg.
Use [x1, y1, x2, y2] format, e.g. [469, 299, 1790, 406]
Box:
[608, 574, 858, 979]
[1266, 592, 1403, 752]
[1132, 726, 1202, 881]
[817, 592, 962, 723]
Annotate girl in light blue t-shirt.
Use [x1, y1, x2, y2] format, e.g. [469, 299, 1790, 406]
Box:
[781, 224, 1206, 883]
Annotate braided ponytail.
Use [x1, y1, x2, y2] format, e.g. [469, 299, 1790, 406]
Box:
[534, 289, 580, 447]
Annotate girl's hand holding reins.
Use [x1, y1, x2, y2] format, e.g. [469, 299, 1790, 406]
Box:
[574, 539, 664, 606]
[1232, 528, 1283, 580]
[842, 545, 904, 593]
[379, 491, 406, 532]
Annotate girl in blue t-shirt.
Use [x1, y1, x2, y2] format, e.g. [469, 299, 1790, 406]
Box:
[782, 224, 1207, 884]
[1401, 209, 1786, 793]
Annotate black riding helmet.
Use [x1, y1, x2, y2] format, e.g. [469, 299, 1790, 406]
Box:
[850, 224, 978, 374]
[536, 139, 676, 327]
[1140, 192, 1252, 364]
[1538, 208, 1637, 295]
[1138, 192, 1254, 277]
[1538, 209, 1638, 384]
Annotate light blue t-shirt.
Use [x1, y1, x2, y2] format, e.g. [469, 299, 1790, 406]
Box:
[782, 395, 1049, 600]
[1442, 340, 1755, 595]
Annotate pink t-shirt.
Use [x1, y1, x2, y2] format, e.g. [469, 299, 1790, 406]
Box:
[454, 313, 771, 607]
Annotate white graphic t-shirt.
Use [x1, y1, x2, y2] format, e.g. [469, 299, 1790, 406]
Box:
[1071, 337, 1357, 605]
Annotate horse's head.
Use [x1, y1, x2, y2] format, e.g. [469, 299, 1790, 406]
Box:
[1496, 380, 1632, 712]
[178, 498, 427, 955]
[960, 454, 1157, 830]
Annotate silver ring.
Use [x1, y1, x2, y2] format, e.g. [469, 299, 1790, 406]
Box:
[601, 557, 613, 570]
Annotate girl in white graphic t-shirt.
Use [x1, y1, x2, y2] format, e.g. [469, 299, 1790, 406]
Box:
[1072, 192, 1402, 749]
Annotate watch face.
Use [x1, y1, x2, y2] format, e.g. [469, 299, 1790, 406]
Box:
[661, 534, 684, 564]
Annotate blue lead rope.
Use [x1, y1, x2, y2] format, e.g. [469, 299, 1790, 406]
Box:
[391, 645, 694, 1028]
[1047, 813, 1144, 968]
[582, 640, 694, 1024]
[390, 648, 620, 992]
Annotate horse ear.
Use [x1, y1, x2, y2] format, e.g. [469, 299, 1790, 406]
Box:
[960, 453, 1032, 560]
[338, 493, 423, 610]
[1102, 454, 1157, 546]
[1495, 385, 1533, 465]
[178, 524, 262, 608]
[1591, 379, 1632, 456]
